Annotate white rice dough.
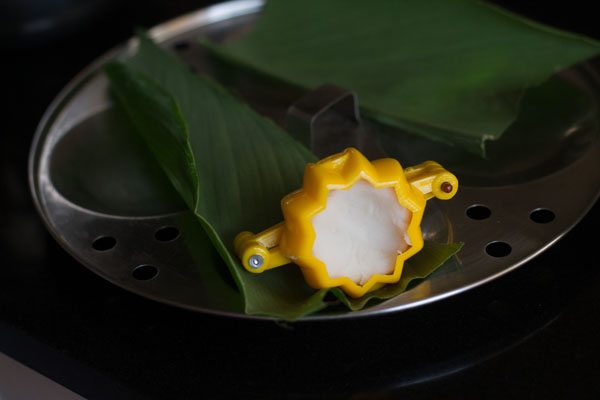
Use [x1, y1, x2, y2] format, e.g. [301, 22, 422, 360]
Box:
[311, 180, 412, 285]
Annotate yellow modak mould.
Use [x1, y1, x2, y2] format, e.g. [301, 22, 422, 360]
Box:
[234, 148, 458, 298]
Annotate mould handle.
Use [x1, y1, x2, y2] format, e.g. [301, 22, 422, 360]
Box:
[404, 161, 459, 200]
[234, 222, 291, 273]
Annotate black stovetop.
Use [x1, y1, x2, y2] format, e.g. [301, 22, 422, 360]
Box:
[1, 1, 599, 399]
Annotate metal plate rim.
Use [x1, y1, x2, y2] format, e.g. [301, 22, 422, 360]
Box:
[28, 0, 600, 321]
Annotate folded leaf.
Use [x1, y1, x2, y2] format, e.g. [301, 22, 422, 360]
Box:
[105, 34, 461, 319]
[204, 0, 600, 155]
[106, 35, 328, 320]
[332, 242, 463, 311]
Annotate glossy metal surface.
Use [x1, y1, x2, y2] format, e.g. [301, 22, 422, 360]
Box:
[29, 0, 600, 320]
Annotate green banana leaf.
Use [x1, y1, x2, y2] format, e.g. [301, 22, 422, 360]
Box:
[203, 0, 600, 155]
[104, 34, 461, 319]
[332, 242, 463, 311]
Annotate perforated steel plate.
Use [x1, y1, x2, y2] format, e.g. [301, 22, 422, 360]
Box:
[29, 0, 600, 320]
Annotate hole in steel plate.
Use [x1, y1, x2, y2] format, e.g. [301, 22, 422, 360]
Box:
[155, 226, 180, 242]
[132, 265, 159, 281]
[92, 236, 116, 251]
[173, 41, 190, 51]
[485, 241, 512, 258]
[530, 208, 556, 224]
[466, 205, 491, 220]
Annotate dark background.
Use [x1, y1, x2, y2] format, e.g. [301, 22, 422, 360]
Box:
[1, 1, 599, 399]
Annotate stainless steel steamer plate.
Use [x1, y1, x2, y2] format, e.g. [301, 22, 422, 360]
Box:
[29, 0, 600, 320]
